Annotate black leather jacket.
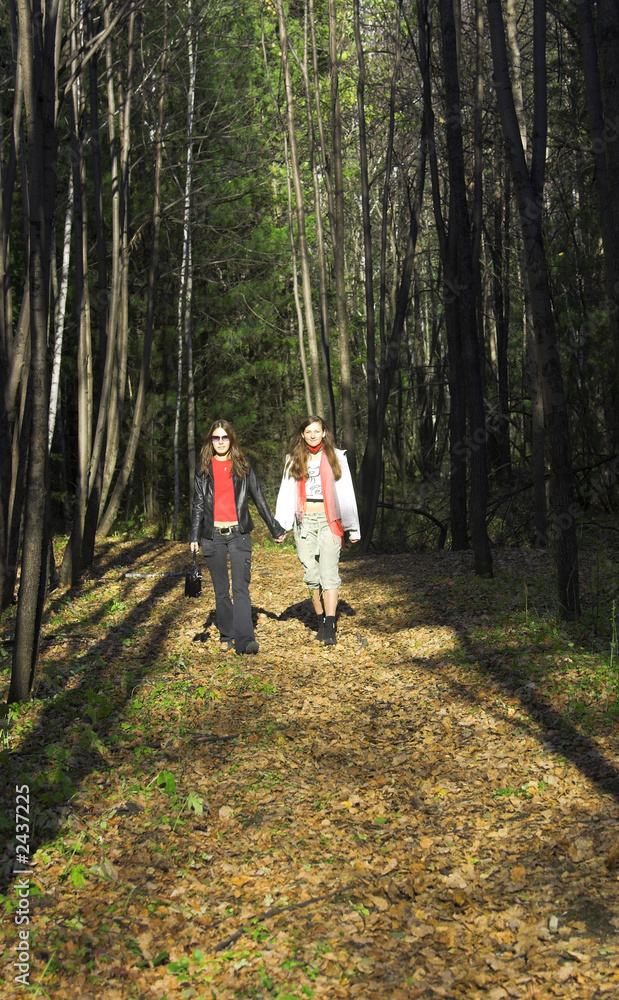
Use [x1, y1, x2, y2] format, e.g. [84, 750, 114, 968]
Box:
[190, 458, 284, 542]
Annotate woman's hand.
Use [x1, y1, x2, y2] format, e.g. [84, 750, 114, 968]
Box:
[274, 533, 287, 544]
[190, 541, 199, 553]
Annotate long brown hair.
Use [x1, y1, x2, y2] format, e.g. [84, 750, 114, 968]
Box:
[287, 415, 342, 481]
[199, 419, 249, 479]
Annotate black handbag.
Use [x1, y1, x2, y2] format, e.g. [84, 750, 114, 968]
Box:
[185, 552, 202, 598]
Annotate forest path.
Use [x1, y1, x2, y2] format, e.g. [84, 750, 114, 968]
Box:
[2, 537, 619, 999]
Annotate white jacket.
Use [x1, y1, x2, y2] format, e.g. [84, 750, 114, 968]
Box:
[275, 448, 361, 540]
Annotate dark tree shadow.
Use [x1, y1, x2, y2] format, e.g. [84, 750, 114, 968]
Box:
[0, 570, 184, 893]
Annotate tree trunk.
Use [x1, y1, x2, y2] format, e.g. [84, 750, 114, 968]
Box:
[309, 0, 336, 430]
[596, 0, 619, 447]
[490, 159, 512, 480]
[329, 0, 355, 469]
[81, 6, 124, 568]
[472, 0, 487, 407]
[5, 364, 31, 611]
[61, 2, 93, 586]
[526, 296, 547, 546]
[487, 0, 580, 617]
[577, 0, 619, 449]
[505, 0, 544, 529]
[379, 6, 401, 369]
[48, 174, 73, 452]
[360, 131, 427, 546]
[415, 0, 468, 550]
[439, 0, 493, 578]
[273, 0, 321, 419]
[186, 239, 196, 516]
[101, 10, 135, 520]
[354, 0, 378, 529]
[285, 134, 314, 414]
[0, 0, 22, 608]
[98, 4, 168, 539]
[173, 1, 198, 541]
[294, 3, 325, 414]
[87, 5, 108, 384]
[9, 0, 63, 703]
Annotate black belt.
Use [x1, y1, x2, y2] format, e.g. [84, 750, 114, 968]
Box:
[214, 524, 239, 535]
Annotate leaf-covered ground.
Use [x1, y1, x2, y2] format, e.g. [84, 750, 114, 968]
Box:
[2, 532, 619, 999]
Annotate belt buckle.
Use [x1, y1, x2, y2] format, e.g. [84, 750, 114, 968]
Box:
[220, 526, 231, 535]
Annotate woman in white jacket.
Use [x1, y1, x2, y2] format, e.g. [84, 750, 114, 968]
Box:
[275, 416, 360, 645]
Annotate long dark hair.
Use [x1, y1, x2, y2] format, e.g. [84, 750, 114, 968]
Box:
[199, 419, 249, 478]
[287, 415, 341, 481]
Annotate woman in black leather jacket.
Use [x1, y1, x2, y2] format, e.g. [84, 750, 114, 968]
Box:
[190, 420, 286, 654]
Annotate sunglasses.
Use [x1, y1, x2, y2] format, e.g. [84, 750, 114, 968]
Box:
[212, 434, 229, 443]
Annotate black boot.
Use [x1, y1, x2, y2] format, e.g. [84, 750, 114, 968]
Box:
[314, 615, 325, 641]
[324, 616, 337, 646]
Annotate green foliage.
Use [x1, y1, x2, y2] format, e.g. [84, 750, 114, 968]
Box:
[155, 770, 177, 796]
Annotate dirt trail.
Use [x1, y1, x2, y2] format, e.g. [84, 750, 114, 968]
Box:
[2, 539, 619, 998]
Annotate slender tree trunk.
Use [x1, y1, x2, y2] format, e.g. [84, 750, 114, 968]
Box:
[576, 0, 619, 449]
[61, 3, 93, 586]
[329, 0, 355, 468]
[81, 6, 123, 568]
[173, 0, 198, 541]
[505, 0, 544, 532]
[1, 0, 21, 355]
[10, 0, 64, 703]
[354, 0, 378, 528]
[487, 0, 580, 617]
[359, 8, 428, 551]
[472, 0, 487, 402]
[414, 0, 468, 549]
[48, 174, 73, 452]
[491, 161, 512, 480]
[596, 0, 619, 446]
[101, 11, 135, 519]
[379, 7, 401, 367]
[293, 4, 324, 414]
[440, 0, 493, 578]
[309, 0, 336, 430]
[5, 364, 31, 611]
[285, 134, 313, 414]
[173, 302, 183, 540]
[186, 237, 196, 516]
[273, 0, 320, 419]
[87, 5, 108, 382]
[4, 290, 30, 436]
[98, 5, 168, 538]
[527, 297, 547, 546]
[0, 1, 22, 607]
[360, 159, 427, 549]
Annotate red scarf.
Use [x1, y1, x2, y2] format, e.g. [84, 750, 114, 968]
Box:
[296, 450, 344, 542]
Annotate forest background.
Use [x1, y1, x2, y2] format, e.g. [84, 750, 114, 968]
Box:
[1, 0, 619, 703]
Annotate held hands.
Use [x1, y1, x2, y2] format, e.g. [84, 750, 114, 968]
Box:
[190, 537, 286, 548]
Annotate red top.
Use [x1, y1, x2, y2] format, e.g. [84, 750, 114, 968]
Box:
[212, 459, 237, 522]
